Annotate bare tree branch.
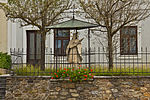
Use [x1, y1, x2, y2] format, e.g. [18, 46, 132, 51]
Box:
[79, 0, 150, 69]
[0, 0, 71, 70]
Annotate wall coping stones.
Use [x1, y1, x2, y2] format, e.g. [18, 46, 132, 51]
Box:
[1, 75, 150, 80]
[3, 75, 150, 79]
[94, 76, 150, 79]
[0, 74, 11, 77]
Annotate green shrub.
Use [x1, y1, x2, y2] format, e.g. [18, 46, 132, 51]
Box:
[0, 52, 11, 69]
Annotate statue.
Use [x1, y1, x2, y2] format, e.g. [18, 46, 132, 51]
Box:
[66, 34, 84, 64]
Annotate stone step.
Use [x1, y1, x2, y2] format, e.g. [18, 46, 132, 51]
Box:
[0, 88, 6, 90]
[0, 77, 6, 100]
[0, 97, 5, 100]
[0, 92, 5, 95]
[0, 89, 5, 92]
[0, 93, 5, 98]
[0, 80, 6, 83]
[0, 87, 6, 89]
[0, 84, 6, 88]
[0, 68, 7, 74]
[0, 83, 6, 85]
[0, 97, 5, 99]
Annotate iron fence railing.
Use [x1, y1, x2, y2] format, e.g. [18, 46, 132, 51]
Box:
[10, 47, 150, 76]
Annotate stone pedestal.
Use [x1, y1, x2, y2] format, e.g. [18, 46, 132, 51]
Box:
[0, 68, 7, 75]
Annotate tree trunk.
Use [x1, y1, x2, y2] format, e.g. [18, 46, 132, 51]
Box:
[108, 35, 113, 70]
[41, 32, 46, 71]
[40, 13, 47, 71]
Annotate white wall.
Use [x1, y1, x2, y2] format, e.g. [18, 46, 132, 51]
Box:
[0, 9, 7, 53]
[7, 0, 150, 64]
[8, 21, 24, 50]
[141, 18, 150, 51]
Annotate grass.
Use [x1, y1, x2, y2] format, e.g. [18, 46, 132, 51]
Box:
[91, 65, 150, 76]
[13, 65, 55, 76]
[11, 64, 150, 76]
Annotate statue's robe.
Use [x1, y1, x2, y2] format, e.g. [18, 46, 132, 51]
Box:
[66, 39, 83, 63]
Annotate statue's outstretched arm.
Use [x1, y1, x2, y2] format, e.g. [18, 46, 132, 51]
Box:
[79, 38, 84, 42]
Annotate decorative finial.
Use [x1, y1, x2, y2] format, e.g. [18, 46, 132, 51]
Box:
[73, 5, 75, 19]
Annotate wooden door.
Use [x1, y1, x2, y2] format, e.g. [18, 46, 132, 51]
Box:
[27, 30, 42, 65]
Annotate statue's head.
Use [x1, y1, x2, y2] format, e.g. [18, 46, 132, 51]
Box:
[72, 33, 77, 40]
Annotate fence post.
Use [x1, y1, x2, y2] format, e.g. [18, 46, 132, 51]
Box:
[85, 48, 87, 68]
[56, 49, 58, 72]
[146, 47, 148, 73]
[103, 47, 105, 74]
[9, 48, 13, 75]
[88, 28, 91, 71]
[98, 47, 100, 73]
[141, 47, 143, 74]
[50, 48, 52, 72]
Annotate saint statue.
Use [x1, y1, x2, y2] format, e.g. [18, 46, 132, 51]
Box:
[66, 33, 84, 64]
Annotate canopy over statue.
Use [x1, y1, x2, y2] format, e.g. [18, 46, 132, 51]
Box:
[66, 34, 84, 64]
[46, 17, 99, 67]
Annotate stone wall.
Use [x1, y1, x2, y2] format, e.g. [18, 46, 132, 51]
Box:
[4, 76, 150, 100]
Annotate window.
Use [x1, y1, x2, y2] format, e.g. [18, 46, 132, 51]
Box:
[54, 29, 70, 56]
[120, 26, 138, 55]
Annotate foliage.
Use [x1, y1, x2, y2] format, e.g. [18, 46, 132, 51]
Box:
[0, 52, 11, 69]
[51, 65, 94, 82]
[0, 0, 71, 29]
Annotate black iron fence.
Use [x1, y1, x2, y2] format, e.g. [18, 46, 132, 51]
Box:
[10, 47, 150, 76]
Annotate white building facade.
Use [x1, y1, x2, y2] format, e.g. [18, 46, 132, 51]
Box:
[1, 0, 150, 65]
